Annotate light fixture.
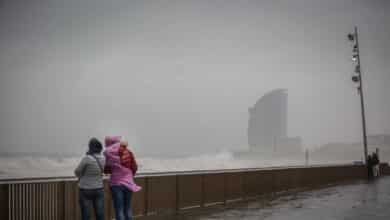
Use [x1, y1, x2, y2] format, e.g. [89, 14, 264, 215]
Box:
[352, 54, 358, 61]
[352, 75, 360, 83]
[348, 33, 355, 42]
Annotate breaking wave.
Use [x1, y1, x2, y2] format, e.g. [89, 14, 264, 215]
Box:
[0, 151, 339, 179]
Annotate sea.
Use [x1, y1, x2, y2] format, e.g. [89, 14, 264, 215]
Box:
[0, 151, 354, 180]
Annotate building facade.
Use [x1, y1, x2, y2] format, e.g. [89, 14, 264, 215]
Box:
[248, 89, 288, 151]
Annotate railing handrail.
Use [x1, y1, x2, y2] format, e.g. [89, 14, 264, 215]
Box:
[0, 162, 369, 184]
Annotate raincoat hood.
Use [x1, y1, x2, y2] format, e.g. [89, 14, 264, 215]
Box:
[105, 136, 121, 148]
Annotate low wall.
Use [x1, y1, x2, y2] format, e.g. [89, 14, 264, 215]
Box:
[1, 163, 387, 220]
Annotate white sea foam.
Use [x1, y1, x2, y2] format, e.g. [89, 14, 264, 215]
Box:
[138, 151, 302, 172]
[0, 151, 351, 179]
[0, 156, 80, 178]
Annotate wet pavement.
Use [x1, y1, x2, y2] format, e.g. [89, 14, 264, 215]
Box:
[180, 177, 390, 220]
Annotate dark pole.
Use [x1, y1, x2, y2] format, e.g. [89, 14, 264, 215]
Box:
[354, 26, 368, 162]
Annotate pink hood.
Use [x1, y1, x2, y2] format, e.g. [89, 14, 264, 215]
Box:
[105, 136, 121, 148]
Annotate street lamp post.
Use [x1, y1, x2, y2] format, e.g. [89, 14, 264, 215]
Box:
[348, 26, 368, 163]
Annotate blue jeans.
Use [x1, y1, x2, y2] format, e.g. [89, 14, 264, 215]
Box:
[79, 188, 104, 220]
[111, 185, 133, 220]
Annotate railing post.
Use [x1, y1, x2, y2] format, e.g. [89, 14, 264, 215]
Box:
[200, 174, 205, 208]
[223, 173, 227, 206]
[175, 175, 179, 212]
[144, 177, 149, 216]
[58, 181, 65, 220]
[0, 184, 9, 220]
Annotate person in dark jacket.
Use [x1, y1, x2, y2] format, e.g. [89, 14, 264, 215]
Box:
[367, 155, 374, 180]
[74, 138, 106, 220]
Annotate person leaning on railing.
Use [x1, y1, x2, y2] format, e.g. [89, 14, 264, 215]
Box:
[74, 138, 106, 220]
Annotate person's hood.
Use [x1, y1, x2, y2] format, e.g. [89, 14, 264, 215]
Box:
[105, 136, 121, 148]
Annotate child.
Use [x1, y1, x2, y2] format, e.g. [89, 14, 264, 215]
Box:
[118, 140, 138, 176]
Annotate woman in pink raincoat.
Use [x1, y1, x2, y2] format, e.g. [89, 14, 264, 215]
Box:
[104, 136, 141, 220]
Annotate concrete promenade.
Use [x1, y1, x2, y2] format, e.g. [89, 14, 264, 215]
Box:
[180, 176, 390, 220]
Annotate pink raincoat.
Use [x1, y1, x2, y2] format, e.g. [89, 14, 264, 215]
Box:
[104, 136, 141, 192]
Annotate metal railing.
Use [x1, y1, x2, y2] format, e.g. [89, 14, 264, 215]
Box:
[1, 164, 387, 220]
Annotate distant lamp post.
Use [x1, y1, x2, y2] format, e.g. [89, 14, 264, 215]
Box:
[351, 75, 360, 83]
[347, 26, 368, 163]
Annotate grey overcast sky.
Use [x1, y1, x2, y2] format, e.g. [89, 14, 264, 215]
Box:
[0, 0, 389, 155]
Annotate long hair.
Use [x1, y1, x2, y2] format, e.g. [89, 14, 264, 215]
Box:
[87, 137, 103, 155]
